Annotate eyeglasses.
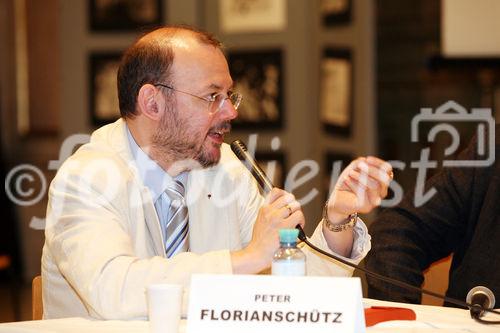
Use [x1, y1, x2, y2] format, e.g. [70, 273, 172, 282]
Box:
[154, 83, 242, 113]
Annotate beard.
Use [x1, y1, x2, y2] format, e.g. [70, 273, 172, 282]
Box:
[193, 120, 232, 168]
[151, 105, 231, 170]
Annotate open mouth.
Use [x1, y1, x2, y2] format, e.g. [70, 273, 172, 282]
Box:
[207, 122, 231, 145]
[208, 130, 225, 144]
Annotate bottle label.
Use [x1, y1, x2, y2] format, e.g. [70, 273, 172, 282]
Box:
[271, 260, 306, 276]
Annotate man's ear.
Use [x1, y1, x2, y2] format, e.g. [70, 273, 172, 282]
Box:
[137, 84, 162, 120]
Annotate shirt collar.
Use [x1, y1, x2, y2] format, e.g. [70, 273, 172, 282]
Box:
[126, 125, 186, 202]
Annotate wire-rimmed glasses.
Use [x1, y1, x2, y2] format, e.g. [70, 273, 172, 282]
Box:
[154, 83, 242, 113]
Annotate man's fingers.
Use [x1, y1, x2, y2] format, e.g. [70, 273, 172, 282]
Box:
[353, 159, 392, 200]
[272, 191, 296, 208]
[346, 172, 387, 208]
[366, 156, 392, 170]
[284, 210, 305, 229]
[355, 161, 391, 185]
[262, 188, 304, 226]
[367, 187, 382, 207]
[366, 156, 393, 180]
[264, 187, 287, 205]
[329, 156, 392, 216]
[348, 169, 380, 190]
[343, 176, 370, 208]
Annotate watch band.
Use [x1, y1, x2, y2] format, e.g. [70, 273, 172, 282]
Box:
[322, 201, 358, 232]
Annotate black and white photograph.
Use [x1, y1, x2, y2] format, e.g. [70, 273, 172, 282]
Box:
[319, 48, 353, 137]
[89, 52, 122, 126]
[228, 49, 284, 129]
[218, 0, 287, 33]
[89, 0, 163, 32]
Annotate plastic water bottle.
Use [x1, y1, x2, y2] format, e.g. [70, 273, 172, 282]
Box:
[272, 229, 306, 276]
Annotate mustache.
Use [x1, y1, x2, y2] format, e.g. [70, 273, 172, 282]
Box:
[210, 121, 232, 133]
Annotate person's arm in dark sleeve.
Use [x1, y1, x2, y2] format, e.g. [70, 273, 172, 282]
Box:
[365, 135, 481, 303]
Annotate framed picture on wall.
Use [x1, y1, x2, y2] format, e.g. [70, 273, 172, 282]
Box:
[255, 152, 286, 189]
[324, 152, 352, 200]
[89, 0, 163, 32]
[319, 48, 353, 137]
[218, 0, 287, 33]
[321, 0, 352, 26]
[89, 52, 122, 126]
[228, 49, 284, 129]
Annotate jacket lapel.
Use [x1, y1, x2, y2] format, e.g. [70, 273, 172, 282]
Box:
[141, 187, 166, 257]
[104, 119, 166, 257]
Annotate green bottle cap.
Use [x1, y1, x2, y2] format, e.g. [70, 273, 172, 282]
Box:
[279, 229, 299, 243]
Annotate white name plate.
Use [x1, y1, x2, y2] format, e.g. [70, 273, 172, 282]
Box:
[186, 274, 365, 333]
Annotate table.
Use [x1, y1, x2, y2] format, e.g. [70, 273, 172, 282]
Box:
[363, 299, 499, 332]
[0, 299, 498, 332]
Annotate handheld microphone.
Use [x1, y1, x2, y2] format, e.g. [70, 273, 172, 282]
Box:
[230, 140, 274, 193]
[467, 286, 496, 319]
[230, 139, 306, 240]
[230, 139, 500, 324]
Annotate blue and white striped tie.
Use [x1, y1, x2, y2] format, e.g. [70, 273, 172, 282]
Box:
[164, 180, 189, 257]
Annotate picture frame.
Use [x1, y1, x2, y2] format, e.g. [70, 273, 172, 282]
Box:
[89, 0, 163, 32]
[218, 0, 287, 34]
[255, 152, 286, 189]
[89, 52, 122, 126]
[319, 48, 353, 137]
[324, 152, 352, 200]
[321, 0, 352, 26]
[228, 49, 284, 129]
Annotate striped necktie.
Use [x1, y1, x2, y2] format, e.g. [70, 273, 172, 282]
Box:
[164, 180, 189, 257]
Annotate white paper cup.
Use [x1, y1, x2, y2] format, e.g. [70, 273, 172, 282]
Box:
[147, 284, 183, 333]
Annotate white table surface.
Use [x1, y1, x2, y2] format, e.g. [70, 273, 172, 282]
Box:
[0, 299, 498, 333]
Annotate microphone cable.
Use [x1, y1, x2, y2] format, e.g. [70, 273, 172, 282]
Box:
[230, 139, 500, 325]
[296, 231, 500, 324]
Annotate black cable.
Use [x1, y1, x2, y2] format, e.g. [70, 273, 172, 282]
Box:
[296, 226, 500, 324]
[473, 316, 500, 325]
[231, 139, 500, 324]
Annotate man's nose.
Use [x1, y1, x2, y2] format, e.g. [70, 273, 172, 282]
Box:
[219, 98, 238, 120]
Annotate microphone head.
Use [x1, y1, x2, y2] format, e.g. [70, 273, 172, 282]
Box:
[230, 140, 248, 161]
[466, 286, 495, 318]
[230, 139, 274, 193]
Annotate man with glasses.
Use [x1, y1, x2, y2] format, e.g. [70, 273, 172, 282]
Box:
[42, 25, 392, 319]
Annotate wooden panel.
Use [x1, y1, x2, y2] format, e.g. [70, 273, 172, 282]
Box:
[31, 275, 42, 320]
[26, 0, 60, 135]
[422, 255, 452, 306]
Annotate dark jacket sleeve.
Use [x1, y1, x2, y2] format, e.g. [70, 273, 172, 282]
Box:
[365, 129, 493, 303]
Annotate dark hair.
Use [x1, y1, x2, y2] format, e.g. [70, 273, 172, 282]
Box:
[117, 25, 223, 118]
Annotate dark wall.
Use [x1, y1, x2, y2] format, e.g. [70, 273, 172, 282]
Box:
[377, 0, 500, 193]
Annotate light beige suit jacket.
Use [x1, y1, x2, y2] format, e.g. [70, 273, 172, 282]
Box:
[42, 119, 370, 319]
